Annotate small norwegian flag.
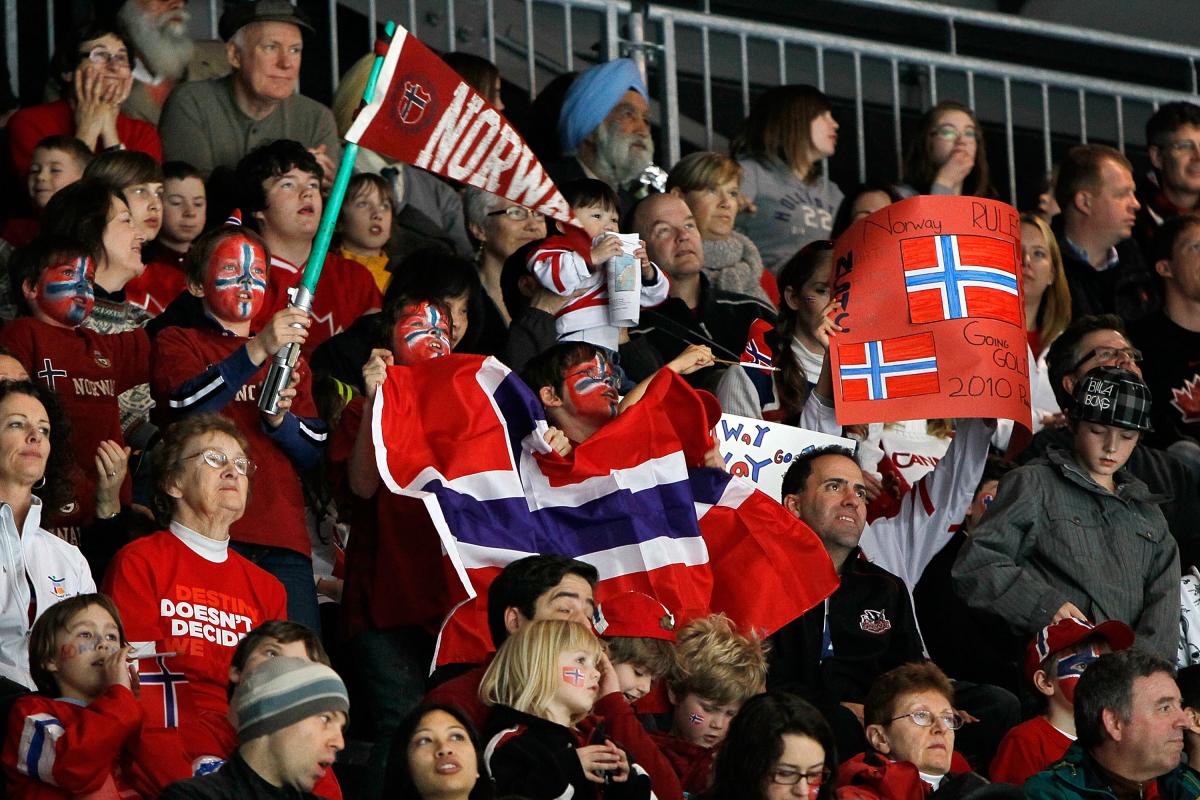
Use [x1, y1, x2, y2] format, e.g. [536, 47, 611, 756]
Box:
[901, 234, 1020, 325]
[838, 333, 940, 402]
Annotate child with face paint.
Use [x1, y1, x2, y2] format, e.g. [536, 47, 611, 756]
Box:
[989, 618, 1133, 785]
[649, 614, 767, 796]
[479, 619, 653, 800]
[3, 593, 187, 796]
[149, 222, 329, 633]
[0, 234, 149, 528]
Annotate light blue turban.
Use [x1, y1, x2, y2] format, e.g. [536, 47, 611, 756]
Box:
[558, 58, 649, 154]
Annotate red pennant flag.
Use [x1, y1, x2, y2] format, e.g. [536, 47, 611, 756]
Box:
[346, 26, 572, 226]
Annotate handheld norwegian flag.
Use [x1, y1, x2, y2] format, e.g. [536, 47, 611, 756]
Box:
[346, 26, 572, 226]
[739, 318, 780, 415]
[371, 355, 838, 667]
[830, 195, 1031, 428]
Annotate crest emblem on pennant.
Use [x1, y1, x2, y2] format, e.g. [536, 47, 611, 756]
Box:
[398, 80, 432, 124]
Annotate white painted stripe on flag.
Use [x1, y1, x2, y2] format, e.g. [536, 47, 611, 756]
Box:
[518, 449, 691, 510]
[345, 26, 410, 144]
[454, 533, 710, 577]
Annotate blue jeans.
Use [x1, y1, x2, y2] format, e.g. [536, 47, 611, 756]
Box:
[230, 542, 321, 634]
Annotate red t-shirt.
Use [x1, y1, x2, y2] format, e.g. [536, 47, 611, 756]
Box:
[103, 530, 287, 767]
[989, 715, 1073, 786]
[7, 99, 163, 179]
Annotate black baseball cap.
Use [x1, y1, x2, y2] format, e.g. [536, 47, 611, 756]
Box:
[219, 0, 315, 41]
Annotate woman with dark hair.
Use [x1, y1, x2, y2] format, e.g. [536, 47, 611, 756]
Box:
[732, 85, 843, 273]
[385, 703, 494, 800]
[831, 182, 906, 239]
[0, 379, 95, 690]
[701, 692, 837, 800]
[7, 23, 161, 181]
[716, 240, 837, 424]
[902, 101, 997, 199]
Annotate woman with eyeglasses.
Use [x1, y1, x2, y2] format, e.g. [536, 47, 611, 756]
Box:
[700, 691, 837, 800]
[731, 85, 843, 274]
[149, 221, 328, 635]
[102, 412, 288, 780]
[839, 662, 1004, 799]
[463, 187, 547, 355]
[0, 380, 95, 690]
[902, 101, 997, 199]
[7, 23, 162, 183]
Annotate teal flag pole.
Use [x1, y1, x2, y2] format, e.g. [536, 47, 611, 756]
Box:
[259, 21, 397, 415]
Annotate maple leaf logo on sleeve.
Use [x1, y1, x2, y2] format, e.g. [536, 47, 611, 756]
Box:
[1170, 375, 1200, 423]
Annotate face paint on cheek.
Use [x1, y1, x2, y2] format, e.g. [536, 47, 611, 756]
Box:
[1056, 646, 1101, 704]
[392, 301, 452, 364]
[565, 355, 619, 422]
[35, 256, 95, 326]
[562, 666, 587, 687]
[689, 713, 704, 726]
[206, 237, 267, 322]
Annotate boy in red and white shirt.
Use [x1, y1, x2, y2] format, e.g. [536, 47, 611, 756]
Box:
[990, 617, 1133, 785]
[236, 140, 381, 355]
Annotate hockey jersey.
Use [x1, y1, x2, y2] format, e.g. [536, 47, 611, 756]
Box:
[0, 318, 149, 524]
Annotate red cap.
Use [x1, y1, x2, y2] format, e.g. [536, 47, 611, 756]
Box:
[1024, 618, 1135, 682]
[594, 592, 676, 641]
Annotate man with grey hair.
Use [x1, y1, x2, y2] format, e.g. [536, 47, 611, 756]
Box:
[1025, 650, 1196, 797]
[158, 0, 340, 181]
[546, 58, 660, 217]
[115, 0, 230, 124]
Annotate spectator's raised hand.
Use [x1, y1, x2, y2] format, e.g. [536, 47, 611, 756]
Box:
[576, 744, 623, 783]
[667, 344, 715, 375]
[812, 300, 846, 350]
[362, 348, 394, 397]
[262, 368, 301, 428]
[247, 307, 311, 365]
[543, 426, 573, 458]
[935, 149, 975, 191]
[94, 439, 130, 519]
[590, 234, 624, 271]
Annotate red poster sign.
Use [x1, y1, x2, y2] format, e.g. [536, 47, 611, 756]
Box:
[830, 196, 1032, 428]
[346, 26, 572, 225]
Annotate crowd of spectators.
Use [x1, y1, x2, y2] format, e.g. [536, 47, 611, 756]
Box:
[2, 1, 1200, 798]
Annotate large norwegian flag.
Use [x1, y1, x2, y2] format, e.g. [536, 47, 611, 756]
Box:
[371, 355, 838, 667]
[901, 233, 1020, 325]
[346, 25, 573, 226]
[838, 333, 940, 402]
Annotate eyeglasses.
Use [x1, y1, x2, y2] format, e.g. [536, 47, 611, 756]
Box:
[1071, 346, 1143, 372]
[1164, 139, 1200, 156]
[930, 124, 977, 143]
[891, 710, 965, 730]
[487, 206, 544, 222]
[769, 767, 831, 788]
[182, 449, 257, 477]
[79, 47, 131, 69]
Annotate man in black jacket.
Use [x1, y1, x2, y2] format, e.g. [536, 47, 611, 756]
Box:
[161, 657, 348, 799]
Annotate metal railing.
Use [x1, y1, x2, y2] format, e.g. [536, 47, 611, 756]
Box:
[9, 0, 1200, 203]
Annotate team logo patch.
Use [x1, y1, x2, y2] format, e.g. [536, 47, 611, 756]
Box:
[48, 575, 66, 597]
[859, 609, 892, 634]
[398, 80, 432, 124]
[92, 351, 110, 368]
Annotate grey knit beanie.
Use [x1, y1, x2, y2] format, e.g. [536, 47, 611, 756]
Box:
[230, 656, 349, 741]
